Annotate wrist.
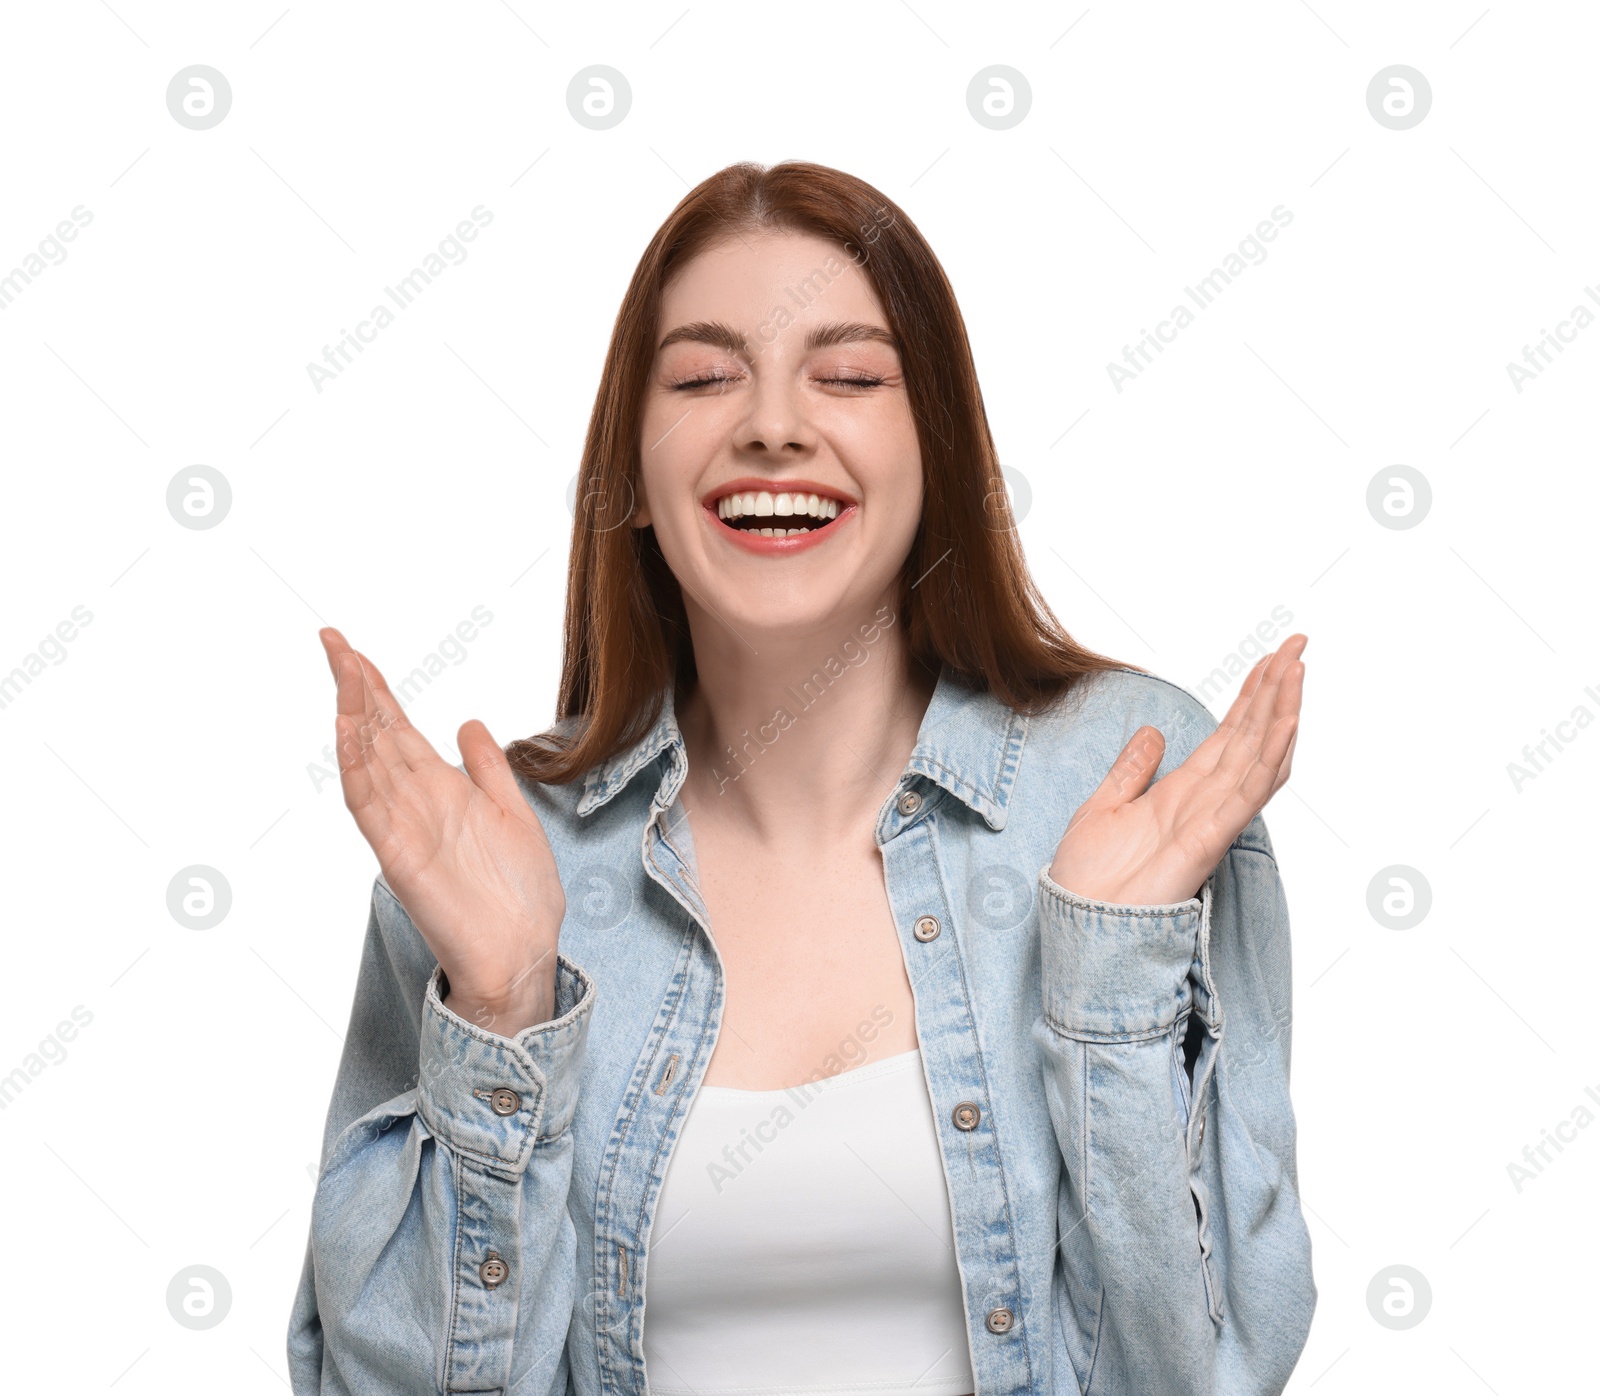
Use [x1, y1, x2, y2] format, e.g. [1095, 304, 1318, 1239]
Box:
[1046, 858, 1202, 908]
[441, 961, 557, 1036]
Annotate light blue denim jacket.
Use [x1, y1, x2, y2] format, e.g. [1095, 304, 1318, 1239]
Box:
[287, 663, 1316, 1395]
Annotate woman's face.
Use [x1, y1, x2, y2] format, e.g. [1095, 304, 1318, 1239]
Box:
[634, 229, 922, 649]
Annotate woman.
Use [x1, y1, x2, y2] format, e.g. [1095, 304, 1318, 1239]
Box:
[287, 160, 1315, 1396]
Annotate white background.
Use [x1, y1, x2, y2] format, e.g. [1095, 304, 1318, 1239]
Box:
[1, 1, 1595, 1391]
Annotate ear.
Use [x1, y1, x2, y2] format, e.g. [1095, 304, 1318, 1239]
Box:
[628, 470, 651, 528]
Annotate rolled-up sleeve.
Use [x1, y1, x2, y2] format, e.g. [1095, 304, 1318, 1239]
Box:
[288, 877, 595, 1396]
[1031, 819, 1315, 1394]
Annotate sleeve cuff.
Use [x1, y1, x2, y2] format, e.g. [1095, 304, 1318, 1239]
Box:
[1037, 864, 1206, 1040]
[414, 953, 595, 1175]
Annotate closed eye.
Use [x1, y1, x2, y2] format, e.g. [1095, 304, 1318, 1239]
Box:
[669, 373, 738, 391]
[668, 372, 886, 391]
[818, 373, 885, 390]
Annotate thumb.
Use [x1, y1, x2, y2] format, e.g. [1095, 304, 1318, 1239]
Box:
[1084, 725, 1165, 810]
[459, 718, 523, 808]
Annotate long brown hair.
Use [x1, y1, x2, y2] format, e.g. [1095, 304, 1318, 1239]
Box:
[506, 160, 1132, 785]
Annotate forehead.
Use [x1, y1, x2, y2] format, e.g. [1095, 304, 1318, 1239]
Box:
[658, 229, 886, 331]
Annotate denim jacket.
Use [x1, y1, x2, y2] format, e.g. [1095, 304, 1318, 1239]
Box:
[287, 662, 1316, 1395]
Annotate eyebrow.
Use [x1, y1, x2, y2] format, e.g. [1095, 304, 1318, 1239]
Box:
[656, 319, 899, 355]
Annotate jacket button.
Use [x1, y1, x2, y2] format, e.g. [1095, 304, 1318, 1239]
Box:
[489, 1088, 521, 1116]
[1196, 1112, 1206, 1147]
[914, 916, 940, 942]
[897, 790, 922, 816]
[952, 1101, 981, 1131]
[986, 1306, 1014, 1334]
[480, 1251, 509, 1289]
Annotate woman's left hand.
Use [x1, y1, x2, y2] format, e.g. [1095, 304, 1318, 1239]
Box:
[1048, 634, 1307, 906]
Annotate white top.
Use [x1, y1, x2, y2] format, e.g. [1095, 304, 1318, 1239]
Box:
[641, 1048, 976, 1396]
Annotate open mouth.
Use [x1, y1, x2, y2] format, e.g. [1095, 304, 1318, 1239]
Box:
[707, 486, 851, 539]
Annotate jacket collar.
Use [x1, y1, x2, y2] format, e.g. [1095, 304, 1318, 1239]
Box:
[576, 663, 1028, 831]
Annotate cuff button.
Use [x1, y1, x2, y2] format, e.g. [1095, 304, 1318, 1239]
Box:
[489, 1088, 521, 1116]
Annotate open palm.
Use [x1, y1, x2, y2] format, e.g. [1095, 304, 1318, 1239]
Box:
[321, 627, 566, 1026]
[1049, 635, 1306, 906]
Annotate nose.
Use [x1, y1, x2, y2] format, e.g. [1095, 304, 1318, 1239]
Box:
[736, 361, 816, 459]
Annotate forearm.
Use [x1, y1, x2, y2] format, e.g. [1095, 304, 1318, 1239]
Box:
[291, 953, 595, 1394]
[1034, 866, 1217, 1394]
[1033, 838, 1315, 1396]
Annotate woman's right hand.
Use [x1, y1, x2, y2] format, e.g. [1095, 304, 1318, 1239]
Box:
[320, 626, 566, 1035]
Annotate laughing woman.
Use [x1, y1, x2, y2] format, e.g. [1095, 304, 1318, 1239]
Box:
[288, 161, 1315, 1396]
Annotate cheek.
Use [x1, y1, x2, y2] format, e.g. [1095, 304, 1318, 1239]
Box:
[839, 407, 921, 505]
[637, 404, 724, 523]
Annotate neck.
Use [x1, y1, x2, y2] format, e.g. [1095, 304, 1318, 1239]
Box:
[676, 594, 937, 844]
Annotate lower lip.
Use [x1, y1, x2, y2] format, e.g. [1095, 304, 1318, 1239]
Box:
[703, 503, 853, 555]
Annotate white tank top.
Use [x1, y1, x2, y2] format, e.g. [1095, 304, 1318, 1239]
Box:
[641, 1048, 976, 1396]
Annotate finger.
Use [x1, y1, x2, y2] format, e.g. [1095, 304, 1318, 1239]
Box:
[331, 649, 392, 778]
[322, 628, 435, 775]
[334, 709, 396, 849]
[1212, 639, 1306, 787]
[1229, 712, 1300, 818]
[324, 653, 410, 867]
[319, 626, 351, 677]
[348, 649, 437, 772]
[460, 719, 522, 810]
[1265, 658, 1305, 795]
[1081, 725, 1166, 811]
[1188, 647, 1277, 775]
[1200, 712, 1298, 851]
[328, 633, 435, 781]
[1270, 719, 1300, 797]
[1214, 653, 1272, 738]
[1238, 635, 1306, 737]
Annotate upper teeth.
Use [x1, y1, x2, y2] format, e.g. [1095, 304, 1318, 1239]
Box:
[717, 490, 840, 522]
